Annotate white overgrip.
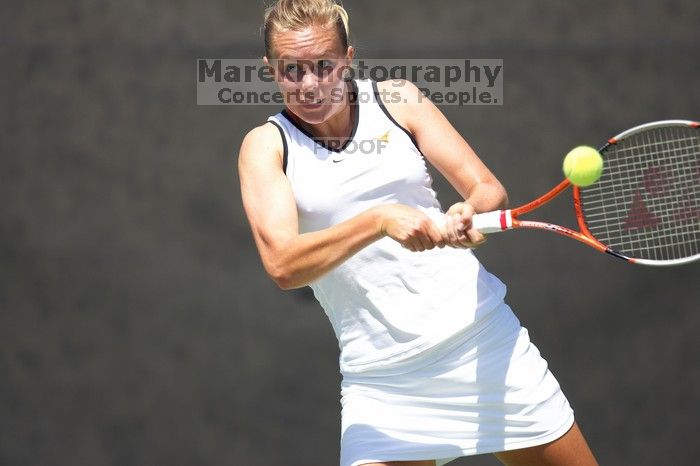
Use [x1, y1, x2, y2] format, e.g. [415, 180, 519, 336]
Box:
[472, 210, 512, 234]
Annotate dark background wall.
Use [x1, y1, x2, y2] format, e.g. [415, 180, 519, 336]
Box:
[1, 1, 699, 465]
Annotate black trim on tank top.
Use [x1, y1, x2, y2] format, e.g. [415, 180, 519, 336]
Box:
[372, 80, 422, 150]
[280, 79, 359, 154]
[267, 120, 288, 173]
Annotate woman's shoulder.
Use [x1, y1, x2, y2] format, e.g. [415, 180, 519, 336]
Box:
[245, 118, 283, 138]
[374, 79, 425, 104]
[238, 121, 285, 171]
[372, 79, 426, 135]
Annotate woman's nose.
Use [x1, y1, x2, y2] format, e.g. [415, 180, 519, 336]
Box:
[300, 68, 319, 94]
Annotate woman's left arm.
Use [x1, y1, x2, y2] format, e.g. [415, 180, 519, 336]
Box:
[379, 79, 508, 247]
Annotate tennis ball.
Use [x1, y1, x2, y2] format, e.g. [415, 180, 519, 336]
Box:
[562, 146, 604, 187]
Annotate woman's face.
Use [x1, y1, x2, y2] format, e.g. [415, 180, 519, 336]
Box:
[265, 25, 353, 125]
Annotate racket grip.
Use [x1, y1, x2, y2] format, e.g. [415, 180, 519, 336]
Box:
[472, 210, 512, 234]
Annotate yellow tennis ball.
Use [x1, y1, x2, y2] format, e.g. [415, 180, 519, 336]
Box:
[562, 146, 604, 187]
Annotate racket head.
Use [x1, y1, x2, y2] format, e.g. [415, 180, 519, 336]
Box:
[574, 120, 700, 266]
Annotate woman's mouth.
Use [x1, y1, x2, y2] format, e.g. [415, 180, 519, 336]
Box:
[300, 98, 325, 109]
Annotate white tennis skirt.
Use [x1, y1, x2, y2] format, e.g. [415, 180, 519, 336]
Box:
[339, 302, 574, 466]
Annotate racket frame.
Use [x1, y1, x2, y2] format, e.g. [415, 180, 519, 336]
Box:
[472, 179, 624, 259]
[471, 119, 700, 266]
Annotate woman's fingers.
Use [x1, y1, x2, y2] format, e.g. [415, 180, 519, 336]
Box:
[441, 207, 486, 249]
[426, 221, 446, 248]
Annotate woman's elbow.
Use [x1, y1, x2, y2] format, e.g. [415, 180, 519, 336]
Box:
[273, 275, 300, 291]
[265, 263, 292, 289]
[497, 184, 509, 210]
[264, 261, 302, 290]
[481, 179, 508, 210]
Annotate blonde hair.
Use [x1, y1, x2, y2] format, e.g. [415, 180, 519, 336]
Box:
[263, 0, 350, 57]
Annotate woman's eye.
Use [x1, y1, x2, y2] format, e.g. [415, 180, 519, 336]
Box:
[317, 60, 335, 77]
[283, 63, 304, 81]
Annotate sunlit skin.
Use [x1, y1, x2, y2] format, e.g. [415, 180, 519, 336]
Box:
[264, 25, 355, 146]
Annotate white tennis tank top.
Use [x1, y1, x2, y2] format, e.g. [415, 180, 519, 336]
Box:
[268, 79, 507, 374]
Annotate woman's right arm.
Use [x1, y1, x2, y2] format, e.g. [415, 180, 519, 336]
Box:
[238, 123, 444, 290]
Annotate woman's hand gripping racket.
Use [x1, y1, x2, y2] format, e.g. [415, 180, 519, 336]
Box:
[472, 120, 700, 266]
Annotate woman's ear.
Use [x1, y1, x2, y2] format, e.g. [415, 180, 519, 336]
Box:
[263, 55, 276, 78]
[340, 46, 355, 81]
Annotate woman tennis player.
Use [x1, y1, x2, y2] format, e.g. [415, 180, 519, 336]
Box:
[239, 1, 599, 465]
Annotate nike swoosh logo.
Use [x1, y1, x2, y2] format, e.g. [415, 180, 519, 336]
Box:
[332, 159, 344, 163]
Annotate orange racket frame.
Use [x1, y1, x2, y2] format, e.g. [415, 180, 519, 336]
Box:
[472, 119, 700, 266]
[472, 179, 626, 260]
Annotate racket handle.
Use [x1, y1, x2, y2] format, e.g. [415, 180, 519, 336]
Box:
[472, 210, 513, 234]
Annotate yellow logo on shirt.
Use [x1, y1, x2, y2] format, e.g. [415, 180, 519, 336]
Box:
[375, 130, 391, 144]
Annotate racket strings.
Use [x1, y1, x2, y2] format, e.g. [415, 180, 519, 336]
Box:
[579, 124, 699, 261]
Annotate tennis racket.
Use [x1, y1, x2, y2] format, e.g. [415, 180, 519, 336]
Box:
[472, 120, 700, 266]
